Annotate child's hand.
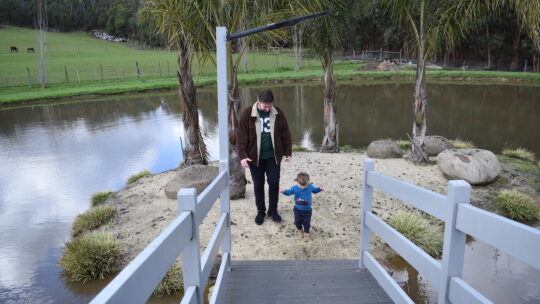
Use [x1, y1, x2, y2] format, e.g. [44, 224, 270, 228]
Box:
[279, 189, 285, 194]
[320, 187, 324, 191]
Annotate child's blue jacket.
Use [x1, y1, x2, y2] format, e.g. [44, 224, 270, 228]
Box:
[282, 184, 322, 210]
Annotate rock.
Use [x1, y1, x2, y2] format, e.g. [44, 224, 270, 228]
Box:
[424, 136, 454, 156]
[366, 140, 403, 159]
[376, 61, 403, 71]
[436, 149, 502, 185]
[164, 165, 219, 199]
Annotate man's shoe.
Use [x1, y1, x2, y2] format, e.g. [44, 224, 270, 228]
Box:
[267, 210, 282, 222]
[255, 211, 265, 225]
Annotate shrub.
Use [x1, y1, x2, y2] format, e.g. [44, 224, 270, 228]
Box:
[493, 190, 539, 222]
[153, 263, 183, 297]
[292, 145, 309, 152]
[340, 145, 365, 152]
[395, 140, 411, 151]
[91, 191, 113, 207]
[502, 148, 535, 163]
[72, 206, 116, 237]
[60, 231, 122, 283]
[451, 139, 475, 149]
[127, 170, 151, 184]
[389, 212, 443, 258]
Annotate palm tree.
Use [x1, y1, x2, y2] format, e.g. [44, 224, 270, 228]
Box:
[143, 0, 209, 166]
[288, 0, 344, 153]
[381, 0, 540, 163]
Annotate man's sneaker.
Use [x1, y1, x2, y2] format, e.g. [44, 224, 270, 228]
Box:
[255, 211, 265, 225]
[267, 210, 282, 222]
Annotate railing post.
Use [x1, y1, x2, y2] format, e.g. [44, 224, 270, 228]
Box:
[178, 188, 203, 304]
[359, 158, 375, 268]
[438, 180, 471, 304]
[217, 26, 232, 269]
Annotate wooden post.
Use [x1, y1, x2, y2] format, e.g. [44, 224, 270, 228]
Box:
[524, 59, 528, 73]
[352, 49, 355, 59]
[76, 69, 81, 83]
[159, 63, 162, 77]
[438, 180, 471, 304]
[27, 67, 31, 86]
[136, 61, 141, 79]
[100, 64, 104, 81]
[359, 159, 375, 268]
[65, 66, 69, 83]
[167, 61, 170, 76]
[178, 188, 203, 304]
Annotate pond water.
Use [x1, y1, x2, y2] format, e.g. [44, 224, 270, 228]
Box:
[0, 82, 538, 303]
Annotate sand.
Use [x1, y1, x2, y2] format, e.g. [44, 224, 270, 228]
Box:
[100, 151, 457, 267]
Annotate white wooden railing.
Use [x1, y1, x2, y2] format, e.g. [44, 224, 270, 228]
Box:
[359, 158, 540, 304]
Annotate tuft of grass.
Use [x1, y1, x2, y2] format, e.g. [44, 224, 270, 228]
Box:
[72, 206, 117, 237]
[340, 145, 365, 152]
[60, 231, 122, 283]
[91, 191, 114, 207]
[395, 140, 412, 151]
[451, 139, 476, 149]
[502, 148, 536, 163]
[493, 190, 539, 222]
[152, 263, 183, 297]
[292, 145, 310, 152]
[389, 212, 443, 258]
[127, 170, 151, 184]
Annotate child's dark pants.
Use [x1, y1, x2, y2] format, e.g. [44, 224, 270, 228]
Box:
[293, 207, 312, 233]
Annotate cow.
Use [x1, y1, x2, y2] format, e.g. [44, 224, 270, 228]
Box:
[10, 46, 18, 53]
[27, 47, 35, 53]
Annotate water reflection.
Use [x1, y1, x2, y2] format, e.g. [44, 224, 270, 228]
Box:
[0, 82, 538, 303]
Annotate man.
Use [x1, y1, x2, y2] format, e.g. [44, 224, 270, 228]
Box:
[237, 90, 292, 225]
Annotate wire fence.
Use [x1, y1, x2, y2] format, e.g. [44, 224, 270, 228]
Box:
[0, 50, 323, 89]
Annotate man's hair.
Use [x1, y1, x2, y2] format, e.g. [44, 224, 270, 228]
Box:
[295, 172, 310, 186]
[258, 90, 274, 103]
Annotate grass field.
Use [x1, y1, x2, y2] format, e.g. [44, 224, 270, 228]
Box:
[1, 25, 540, 105]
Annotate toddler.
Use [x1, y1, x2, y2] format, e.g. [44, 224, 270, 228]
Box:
[280, 172, 323, 242]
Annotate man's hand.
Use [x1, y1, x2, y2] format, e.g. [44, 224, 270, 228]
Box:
[283, 155, 292, 162]
[240, 158, 252, 168]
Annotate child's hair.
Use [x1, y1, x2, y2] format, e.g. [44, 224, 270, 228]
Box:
[295, 172, 310, 186]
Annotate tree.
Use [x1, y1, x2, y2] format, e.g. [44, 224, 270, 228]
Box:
[289, 0, 344, 153]
[381, 0, 540, 163]
[145, 0, 209, 166]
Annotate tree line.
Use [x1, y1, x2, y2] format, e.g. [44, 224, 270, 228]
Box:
[1, 0, 539, 70]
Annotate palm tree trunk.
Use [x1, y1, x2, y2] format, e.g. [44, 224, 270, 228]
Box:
[486, 24, 492, 69]
[510, 18, 521, 71]
[411, 0, 428, 163]
[228, 53, 247, 199]
[177, 43, 208, 166]
[321, 54, 338, 153]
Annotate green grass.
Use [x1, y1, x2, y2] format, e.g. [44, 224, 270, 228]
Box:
[292, 145, 310, 152]
[497, 155, 540, 175]
[127, 170, 151, 184]
[395, 139, 412, 151]
[72, 205, 117, 237]
[451, 139, 476, 149]
[339, 145, 366, 152]
[389, 212, 443, 258]
[153, 263, 183, 297]
[2, 26, 540, 105]
[91, 190, 114, 207]
[60, 231, 122, 283]
[502, 147, 536, 163]
[493, 190, 539, 222]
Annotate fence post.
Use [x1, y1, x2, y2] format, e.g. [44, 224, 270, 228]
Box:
[65, 66, 69, 83]
[359, 158, 375, 268]
[27, 67, 31, 86]
[136, 61, 141, 79]
[178, 188, 203, 304]
[438, 180, 471, 304]
[100, 64, 104, 81]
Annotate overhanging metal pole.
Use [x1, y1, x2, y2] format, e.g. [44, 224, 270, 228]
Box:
[216, 26, 232, 261]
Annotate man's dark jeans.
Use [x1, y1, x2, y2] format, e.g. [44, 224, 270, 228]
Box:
[294, 207, 312, 233]
[248, 157, 280, 213]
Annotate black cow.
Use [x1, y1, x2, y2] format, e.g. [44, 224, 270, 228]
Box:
[10, 46, 18, 53]
[27, 47, 35, 53]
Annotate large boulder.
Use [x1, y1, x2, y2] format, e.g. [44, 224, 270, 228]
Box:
[436, 149, 502, 185]
[164, 165, 219, 199]
[424, 136, 454, 156]
[366, 140, 403, 159]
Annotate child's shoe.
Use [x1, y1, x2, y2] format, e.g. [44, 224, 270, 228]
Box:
[303, 233, 310, 242]
[298, 229, 304, 238]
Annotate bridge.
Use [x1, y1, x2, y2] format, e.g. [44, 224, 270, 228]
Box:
[89, 26, 540, 304]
